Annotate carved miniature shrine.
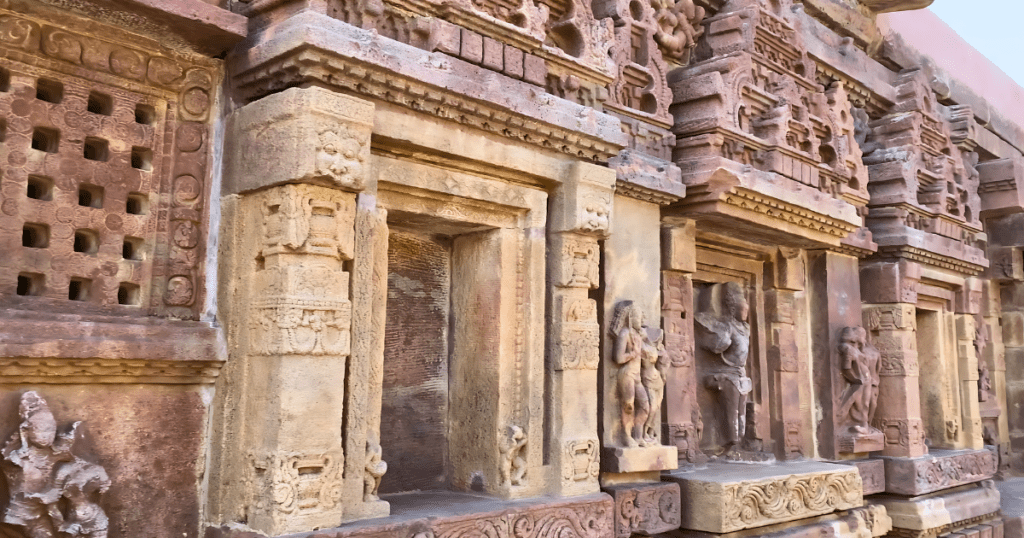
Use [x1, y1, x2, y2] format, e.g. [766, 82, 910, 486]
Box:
[1, 0, 1023, 537]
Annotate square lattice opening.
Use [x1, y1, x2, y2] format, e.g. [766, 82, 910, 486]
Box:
[26, 176, 53, 201]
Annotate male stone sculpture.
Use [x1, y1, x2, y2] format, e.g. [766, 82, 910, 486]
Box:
[837, 327, 883, 452]
[695, 282, 751, 456]
[1, 391, 110, 538]
[500, 425, 528, 486]
[363, 440, 387, 502]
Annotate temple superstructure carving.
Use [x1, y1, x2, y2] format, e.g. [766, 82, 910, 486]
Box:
[2, 0, 1024, 537]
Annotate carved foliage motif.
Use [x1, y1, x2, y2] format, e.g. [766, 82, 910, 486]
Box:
[559, 237, 600, 288]
[431, 501, 612, 538]
[244, 451, 343, 516]
[1, 392, 110, 538]
[614, 486, 680, 537]
[562, 439, 600, 481]
[878, 418, 924, 449]
[721, 471, 862, 532]
[553, 295, 601, 370]
[914, 451, 996, 490]
[662, 272, 694, 367]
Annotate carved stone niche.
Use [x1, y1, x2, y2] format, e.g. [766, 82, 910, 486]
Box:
[693, 281, 772, 461]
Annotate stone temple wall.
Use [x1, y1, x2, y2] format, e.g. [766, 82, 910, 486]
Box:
[0, 0, 1022, 538]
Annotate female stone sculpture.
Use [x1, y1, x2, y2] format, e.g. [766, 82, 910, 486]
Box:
[837, 326, 881, 439]
[611, 301, 651, 448]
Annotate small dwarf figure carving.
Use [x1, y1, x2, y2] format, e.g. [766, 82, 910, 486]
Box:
[499, 425, 527, 486]
[363, 440, 387, 502]
[837, 327, 881, 437]
[1, 391, 110, 538]
[695, 283, 751, 456]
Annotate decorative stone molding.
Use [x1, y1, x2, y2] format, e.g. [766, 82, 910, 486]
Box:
[877, 480, 1000, 538]
[977, 157, 1024, 219]
[667, 461, 864, 534]
[230, 11, 626, 163]
[880, 449, 997, 496]
[608, 150, 686, 205]
[604, 482, 681, 538]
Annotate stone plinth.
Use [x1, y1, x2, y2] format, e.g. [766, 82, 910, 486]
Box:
[604, 482, 681, 538]
[833, 459, 886, 496]
[880, 449, 996, 496]
[874, 480, 1001, 537]
[665, 461, 864, 533]
[602, 446, 679, 473]
[672, 505, 891, 538]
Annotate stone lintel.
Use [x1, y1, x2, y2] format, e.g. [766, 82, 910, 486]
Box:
[665, 461, 864, 533]
[0, 310, 222, 375]
[204, 492, 614, 538]
[669, 167, 862, 249]
[672, 505, 892, 538]
[230, 10, 626, 162]
[859, 0, 933, 14]
[874, 480, 1001, 534]
[879, 449, 997, 496]
[601, 445, 678, 473]
[603, 482, 681, 538]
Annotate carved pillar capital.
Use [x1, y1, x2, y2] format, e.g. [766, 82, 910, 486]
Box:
[550, 162, 616, 237]
[225, 86, 375, 194]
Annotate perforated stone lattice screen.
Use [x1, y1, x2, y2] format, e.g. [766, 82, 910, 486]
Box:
[0, 7, 217, 320]
[0, 65, 165, 311]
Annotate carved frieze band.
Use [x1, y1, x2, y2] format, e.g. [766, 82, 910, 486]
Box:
[720, 471, 862, 532]
[722, 188, 859, 239]
[882, 450, 997, 496]
[0, 358, 222, 384]
[607, 483, 680, 538]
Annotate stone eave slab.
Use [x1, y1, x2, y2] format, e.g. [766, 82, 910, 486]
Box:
[878, 449, 997, 496]
[669, 166, 861, 248]
[37, 0, 247, 56]
[872, 228, 988, 275]
[230, 10, 627, 162]
[664, 461, 864, 534]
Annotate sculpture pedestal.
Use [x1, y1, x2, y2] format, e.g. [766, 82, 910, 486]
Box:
[838, 430, 884, 454]
[664, 461, 864, 534]
[601, 445, 678, 473]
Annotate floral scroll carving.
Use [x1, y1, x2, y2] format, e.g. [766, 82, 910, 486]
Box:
[562, 439, 600, 482]
[244, 451, 343, 516]
[1, 392, 110, 538]
[720, 472, 862, 532]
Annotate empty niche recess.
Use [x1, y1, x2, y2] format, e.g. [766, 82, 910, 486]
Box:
[26, 176, 53, 200]
[68, 278, 91, 301]
[83, 137, 109, 162]
[87, 92, 113, 115]
[22, 223, 49, 248]
[35, 78, 62, 103]
[78, 184, 104, 208]
[16, 273, 43, 296]
[117, 282, 140, 305]
[122, 236, 144, 260]
[131, 147, 153, 171]
[134, 103, 156, 125]
[31, 127, 59, 153]
[73, 229, 99, 255]
[126, 193, 148, 215]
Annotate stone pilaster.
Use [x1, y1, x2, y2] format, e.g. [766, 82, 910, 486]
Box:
[661, 220, 703, 468]
[547, 162, 615, 497]
[955, 312, 985, 450]
[861, 260, 927, 459]
[767, 248, 806, 460]
[215, 87, 378, 534]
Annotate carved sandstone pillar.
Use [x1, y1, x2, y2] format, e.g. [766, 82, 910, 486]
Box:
[661, 220, 702, 468]
[547, 162, 615, 496]
[861, 261, 927, 458]
[215, 87, 377, 533]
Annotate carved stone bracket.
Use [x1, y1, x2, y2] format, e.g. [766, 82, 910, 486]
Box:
[608, 150, 685, 205]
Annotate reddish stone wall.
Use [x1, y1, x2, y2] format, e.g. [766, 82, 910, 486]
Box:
[380, 229, 452, 493]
